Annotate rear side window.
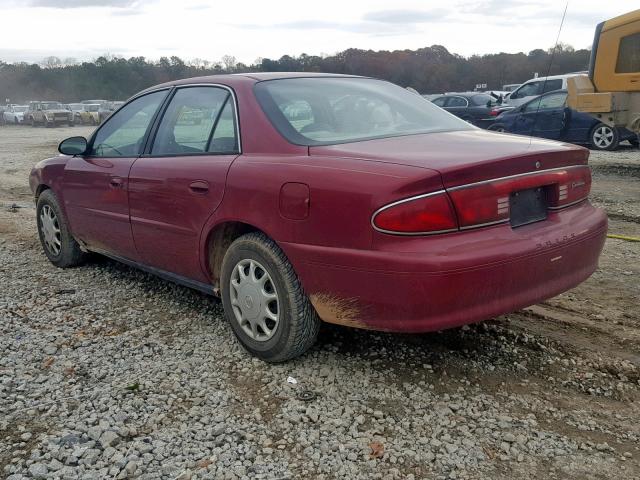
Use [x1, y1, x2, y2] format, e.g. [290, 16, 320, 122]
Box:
[471, 94, 494, 106]
[151, 87, 237, 155]
[616, 32, 640, 73]
[447, 97, 468, 107]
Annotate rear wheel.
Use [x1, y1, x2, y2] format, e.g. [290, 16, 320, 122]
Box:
[220, 232, 320, 362]
[590, 123, 619, 151]
[36, 190, 87, 268]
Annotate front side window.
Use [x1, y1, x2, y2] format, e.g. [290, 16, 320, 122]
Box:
[523, 92, 567, 113]
[254, 77, 472, 146]
[90, 90, 167, 157]
[151, 86, 235, 155]
[512, 81, 541, 99]
[616, 32, 640, 73]
[431, 97, 447, 107]
[541, 79, 563, 93]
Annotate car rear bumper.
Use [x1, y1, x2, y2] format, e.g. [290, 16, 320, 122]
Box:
[282, 202, 607, 332]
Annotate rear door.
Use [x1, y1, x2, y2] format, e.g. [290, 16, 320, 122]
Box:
[443, 96, 469, 119]
[62, 90, 168, 259]
[128, 85, 240, 282]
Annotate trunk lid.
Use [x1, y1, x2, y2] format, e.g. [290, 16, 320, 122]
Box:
[309, 130, 589, 188]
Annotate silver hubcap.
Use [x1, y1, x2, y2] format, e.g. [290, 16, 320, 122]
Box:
[40, 205, 61, 256]
[593, 126, 614, 148]
[230, 259, 279, 341]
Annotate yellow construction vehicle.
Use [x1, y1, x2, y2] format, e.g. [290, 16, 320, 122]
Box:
[567, 9, 640, 133]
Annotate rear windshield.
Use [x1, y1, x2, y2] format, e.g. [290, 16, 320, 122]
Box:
[254, 77, 473, 146]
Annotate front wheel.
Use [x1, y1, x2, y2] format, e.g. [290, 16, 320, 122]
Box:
[36, 190, 87, 268]
[488, 124, 507, 132]
[220, 232, 320, 362]
[590, 123, 619, 151]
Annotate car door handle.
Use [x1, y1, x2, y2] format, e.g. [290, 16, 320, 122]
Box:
[189, 180, 209, 193]
[109, 177, 124, 188]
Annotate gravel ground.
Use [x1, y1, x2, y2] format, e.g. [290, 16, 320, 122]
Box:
[1, 125, 639, 479]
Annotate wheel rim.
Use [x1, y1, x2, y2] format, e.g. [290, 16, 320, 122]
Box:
[40, 205, 61, 256]
[593, 125, 614, 148]
[229, 259, 280, 341]
[494, 126, 505, 132]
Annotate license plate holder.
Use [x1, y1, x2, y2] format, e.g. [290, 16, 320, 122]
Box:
[510, 187, 547, 228]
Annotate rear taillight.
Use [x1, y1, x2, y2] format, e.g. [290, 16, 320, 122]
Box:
[489, 109, 500, 116]
[448, 166, 592, 229]
[373, 166, 591, 235]
[372, 191, 458, 234]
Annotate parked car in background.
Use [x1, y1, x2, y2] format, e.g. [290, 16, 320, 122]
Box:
[66, 103, 85, 124]
[502, 83, 521, 92]
[488, 90, 638, 150]
[30, 73, 606, 362]
[26, 101, 74, 127]
[82, 99, 112, 122]
[431, 92, 500, 128]
[3, 105, 28, 124]
[505, 72, 587, 107]
[76, 104, 103, 125]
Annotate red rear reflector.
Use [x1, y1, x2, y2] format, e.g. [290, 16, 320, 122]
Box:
[372, 192, 458, 234]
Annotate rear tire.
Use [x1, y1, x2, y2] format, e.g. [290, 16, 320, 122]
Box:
[36, 190, 87, 268]
[488, 124, 507, 132]
[220, 232, 320, 362]
[590, 123, 619, 151]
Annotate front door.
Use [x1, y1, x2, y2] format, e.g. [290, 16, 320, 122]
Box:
[62, 90, 168, 259]
[128, 86, 240, 282]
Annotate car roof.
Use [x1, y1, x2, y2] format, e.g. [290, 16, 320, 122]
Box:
[522, 72, 587, 82]
[139, 72, 366, 94]
[436, 92, 493, 98]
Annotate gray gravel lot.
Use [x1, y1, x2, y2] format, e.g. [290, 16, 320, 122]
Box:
[1, 126, 639, 479]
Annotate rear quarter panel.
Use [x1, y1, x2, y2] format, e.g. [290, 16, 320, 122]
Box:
[204, 154, 444, 250]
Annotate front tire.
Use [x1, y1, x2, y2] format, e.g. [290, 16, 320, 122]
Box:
[220, 232, 320, 362]
[36, 190, 86, 268]
[488, 124, 507, 132]
[590, 123, 619, 151]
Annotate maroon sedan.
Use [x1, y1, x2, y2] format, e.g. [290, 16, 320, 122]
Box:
[29, 73, 607, 362]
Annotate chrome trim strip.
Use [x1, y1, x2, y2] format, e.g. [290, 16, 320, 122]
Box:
[371, 190, 459, 236]
[548, 197, 588, 210]
[447, 165, 589, 192]
[459, 218, 509, 230]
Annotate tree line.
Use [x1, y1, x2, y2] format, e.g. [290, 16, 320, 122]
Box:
[0, 44, 590, 103]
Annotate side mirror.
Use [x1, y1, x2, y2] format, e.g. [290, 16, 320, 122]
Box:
[58, 136, 88, 156]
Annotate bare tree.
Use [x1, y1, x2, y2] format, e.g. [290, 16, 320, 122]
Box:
[221, 55, 237, 72]
[41, 56, 62, 69]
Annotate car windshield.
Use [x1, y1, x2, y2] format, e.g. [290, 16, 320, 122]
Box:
[85, 105, 100, 112]
[254, 77, 473, 146]
[69, 104, 83, 110]
[42, 102, 62, 110]
[13, 106, 27, 112]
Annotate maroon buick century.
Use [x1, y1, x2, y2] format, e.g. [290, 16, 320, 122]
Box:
[30, 73, 607, 361]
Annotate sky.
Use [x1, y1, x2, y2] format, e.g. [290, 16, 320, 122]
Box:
[0, 0, 634, 64]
